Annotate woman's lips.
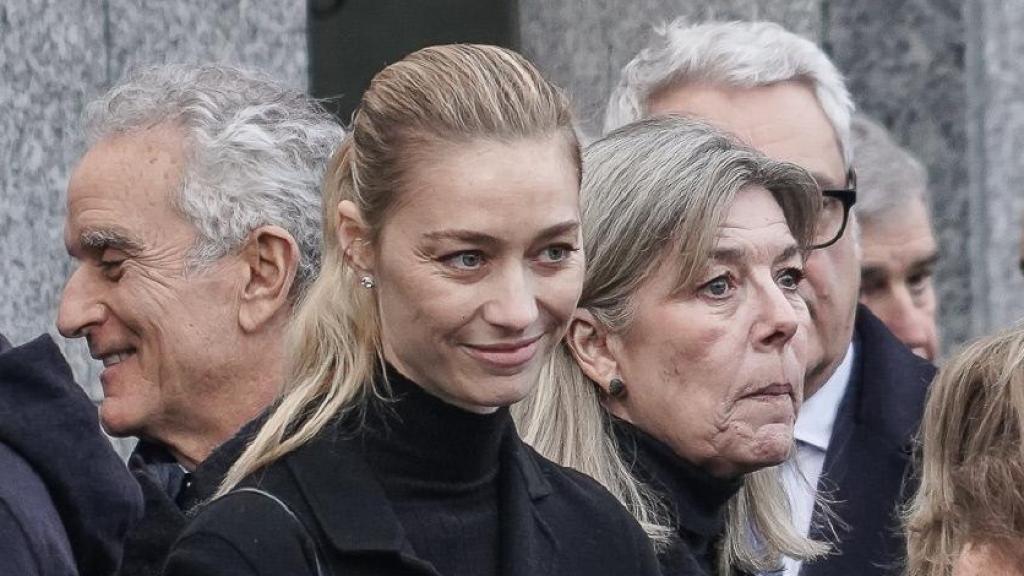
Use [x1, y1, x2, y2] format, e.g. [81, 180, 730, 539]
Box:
[742, 382, 794, 400]
[461, 336, 542, 370]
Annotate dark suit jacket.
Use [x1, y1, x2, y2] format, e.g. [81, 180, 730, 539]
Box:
[801, 305, 935, 576]
[164, 417, 661, 576]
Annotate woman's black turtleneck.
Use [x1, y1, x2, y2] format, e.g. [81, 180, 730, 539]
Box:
[359, 365, 510, 576]
[613, 419, 743, 576]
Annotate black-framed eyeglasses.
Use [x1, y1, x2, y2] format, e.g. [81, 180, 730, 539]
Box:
[811, 167, 858, 250]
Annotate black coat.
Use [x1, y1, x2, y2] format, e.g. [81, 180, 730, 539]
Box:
[119, 418, 259, 576]
[163, 415, 662, 576]
[0, 334, 143, 576]
[801, 306, 935, 576]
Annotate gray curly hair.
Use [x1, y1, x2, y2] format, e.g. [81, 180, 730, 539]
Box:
[83, 64, 344, 294]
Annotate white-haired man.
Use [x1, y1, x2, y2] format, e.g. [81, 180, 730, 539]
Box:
[57, 64, 344, 574]
[606, 20, 935, 576]
[851, 114, 940, 361]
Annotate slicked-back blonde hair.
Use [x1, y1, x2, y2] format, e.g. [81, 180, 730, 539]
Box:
[514, 115, 827, 574]
[220, 44, 579, 494]
[904, 322, 1024, 576]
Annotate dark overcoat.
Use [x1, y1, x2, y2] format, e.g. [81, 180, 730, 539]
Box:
[163, 417, 662, 576]
[801, 305, 935, 576]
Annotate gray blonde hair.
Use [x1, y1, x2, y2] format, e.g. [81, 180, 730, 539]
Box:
[904, 322, 1024, 576]
[851, 113, 930, 226]
[220, 44, 579, 494]
[83, 64, 344, 293]
[603, 19, 855, 168]
[514, 115, 827, 574]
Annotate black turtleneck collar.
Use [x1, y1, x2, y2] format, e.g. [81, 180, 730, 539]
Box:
[613, 419, 742, 566]
[360, 364, 512, 489]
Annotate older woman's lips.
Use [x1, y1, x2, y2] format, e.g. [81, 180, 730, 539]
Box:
[743, 383, 794, 400]
[462, 336, 542, 370]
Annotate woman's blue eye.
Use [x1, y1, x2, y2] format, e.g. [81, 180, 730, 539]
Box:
[446, 252, 484, 270]
[541, 245, 573, 263]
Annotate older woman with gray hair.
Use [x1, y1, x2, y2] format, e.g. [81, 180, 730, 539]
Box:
[516, 116, 828, 575]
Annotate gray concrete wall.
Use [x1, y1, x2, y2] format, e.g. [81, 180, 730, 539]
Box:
[0, 0, 305, 453]
[518, 0, 1024, 355]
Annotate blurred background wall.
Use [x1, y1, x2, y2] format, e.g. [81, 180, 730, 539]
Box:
[1, 0, 1022, 431]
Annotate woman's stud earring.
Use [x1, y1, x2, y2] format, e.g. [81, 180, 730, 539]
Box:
[359, 275, 375, 289]
[608, 378, 627, 399]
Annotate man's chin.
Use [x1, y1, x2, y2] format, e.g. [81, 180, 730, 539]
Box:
[98, 401, 145, 438]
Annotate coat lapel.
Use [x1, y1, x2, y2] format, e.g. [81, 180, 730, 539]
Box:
[802, 306, 933, 576]
[499, 438, 559, 576]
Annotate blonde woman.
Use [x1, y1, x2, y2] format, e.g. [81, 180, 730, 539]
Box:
[904, 323, 1024, 576]
[162, 44, 661, 576]
[515, 116, 828, 576]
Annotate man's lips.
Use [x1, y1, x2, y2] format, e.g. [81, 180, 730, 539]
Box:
[91, 347, 137, 368]
[461, 335, 543, 369]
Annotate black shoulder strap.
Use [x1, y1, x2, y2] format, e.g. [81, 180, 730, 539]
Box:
[228, 487, 327, 576]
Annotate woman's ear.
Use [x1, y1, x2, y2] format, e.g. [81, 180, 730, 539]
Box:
[337, 200, 374, 273]
[565, 309, 621, 395]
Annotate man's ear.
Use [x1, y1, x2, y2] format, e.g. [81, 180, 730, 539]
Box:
[337, 200, 374, 273]
[238, 225, 299, 333]
[565, 309, 621, 395]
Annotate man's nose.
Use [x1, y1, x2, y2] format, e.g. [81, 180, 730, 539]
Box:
[57, 265, 106, 338]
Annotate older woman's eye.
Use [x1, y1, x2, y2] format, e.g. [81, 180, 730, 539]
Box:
[700, 275, 733, 299]
[442, 251, 485, 271]
[777, 267, 805, 290]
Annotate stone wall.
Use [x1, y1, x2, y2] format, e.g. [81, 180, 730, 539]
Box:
[518, 0, 1024, 355]
[0, 0, 305, 453]
[2, 0, 1023, 415]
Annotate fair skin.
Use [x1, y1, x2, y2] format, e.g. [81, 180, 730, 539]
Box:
[859, 197, 940, 360]
[953, 541, 1024, 576]
[569, 187, 808, 478]
[338, 135, 584, 413]
[649, 80, 859, 398]
[58, 123, 298, 469]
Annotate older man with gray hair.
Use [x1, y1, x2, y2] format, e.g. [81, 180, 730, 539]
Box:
[851, 114, 940, 361]
[57, 64, 343, 574]
[605, 20, 935, 576]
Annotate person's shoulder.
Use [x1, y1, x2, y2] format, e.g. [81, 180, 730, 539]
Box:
[0, 442, 76, 574]
[855, 305, 936, 391]
[523, 445, 661, 573]
[523, 443, 645, 527]
[167, 482, 318, 576]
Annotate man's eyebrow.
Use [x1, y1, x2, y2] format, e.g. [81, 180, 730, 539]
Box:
[78, 228, 144, 252]
[908, 252, 940, 274]
[810, 171, 843, 190]
[860, 265, 889, 284]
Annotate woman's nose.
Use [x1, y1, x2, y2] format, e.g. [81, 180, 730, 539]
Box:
[481, 265, 539, 332]
[754, 282, 800, 350]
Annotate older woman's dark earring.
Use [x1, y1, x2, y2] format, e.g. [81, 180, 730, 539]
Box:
[608, 378, 627, 399]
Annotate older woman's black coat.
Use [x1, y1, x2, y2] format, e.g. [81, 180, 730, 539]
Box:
[163, 413, 661, 576]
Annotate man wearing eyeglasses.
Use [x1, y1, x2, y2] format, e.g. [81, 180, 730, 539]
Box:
[604, 19, 935, 576]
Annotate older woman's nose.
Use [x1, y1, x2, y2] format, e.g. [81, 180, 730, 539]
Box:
[57, 265, 107, 338]
[482, 266, 540, 332]
[753, 283, 800, 351]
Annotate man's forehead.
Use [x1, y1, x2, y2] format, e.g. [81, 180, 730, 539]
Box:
[647, 80, 846, 186]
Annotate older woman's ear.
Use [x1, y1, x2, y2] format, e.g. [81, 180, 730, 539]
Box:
[337, 200, 374, 274]
[565, 309, 622, 394]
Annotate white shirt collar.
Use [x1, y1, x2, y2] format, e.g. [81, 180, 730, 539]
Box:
[793, 342, 855, 452]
